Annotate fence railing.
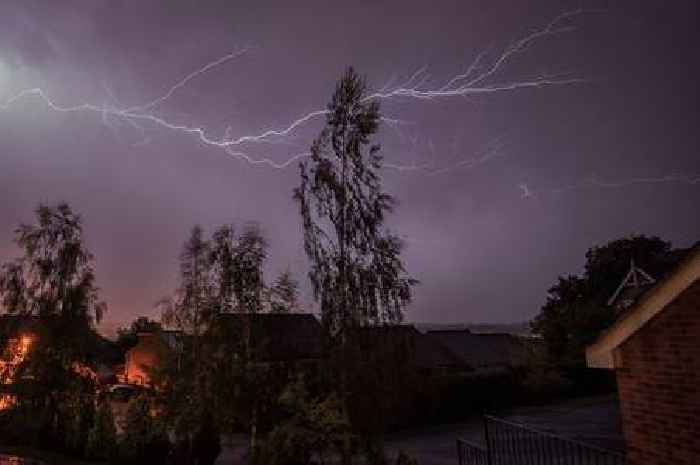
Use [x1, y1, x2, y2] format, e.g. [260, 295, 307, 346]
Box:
[457, 438, 489, 465]
[458, 416, 625, 465]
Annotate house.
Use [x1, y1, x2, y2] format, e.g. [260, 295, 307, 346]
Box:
[352, 324, 468, 375]
[211, 312, 323, 362]
[0, 314, 120, 408]
[121, 330, 182, 386]
[426, 329, 527, 376]
[120, 313, 323, 387]
[586, 246, 700, 465]
[0, 316, 37, 410]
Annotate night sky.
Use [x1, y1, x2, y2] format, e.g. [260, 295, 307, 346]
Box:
[1, 1, 698, 333]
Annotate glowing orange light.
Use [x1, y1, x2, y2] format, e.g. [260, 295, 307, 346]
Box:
[0, 334, 34, 410]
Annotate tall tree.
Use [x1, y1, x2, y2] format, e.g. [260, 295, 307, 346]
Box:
[0, 203, 105, 334]
[209, 224, 238, 315]
[0, 203, 105, 449]
[162, 225, 213, 338]
[294, 67, 416, 462]
[233, 223, 267, 315]
[158, 226, 214, 445]
[158, 224, 272, 457]
[295, 67, 415, 340]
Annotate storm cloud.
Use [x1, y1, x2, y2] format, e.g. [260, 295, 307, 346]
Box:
[1, 0, 698, 333]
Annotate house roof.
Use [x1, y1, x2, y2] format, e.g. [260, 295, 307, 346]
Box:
[426, 329, 526, 371]
[352, 324, 466, 369]
[0, 314, 121, 365]
[213, 313, 322, 361]
[0, 315, 40, 338]
[586, 245, 700, 369]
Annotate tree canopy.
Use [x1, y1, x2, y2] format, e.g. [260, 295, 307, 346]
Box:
[294, 67, 416, 341]
[0, 203, 106, 452]
[531, 235, 691, 364]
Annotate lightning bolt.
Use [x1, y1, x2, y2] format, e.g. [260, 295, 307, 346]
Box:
[365, 9, 592, 102]
[125, 48, 251, 113]
[1, 11, 594, 171]
[519, 183, 534, 199]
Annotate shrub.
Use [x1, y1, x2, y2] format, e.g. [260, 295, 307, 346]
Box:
[395, 450, 418, 465]
[119, 394, 170, 464]
[85, 400, 118, 461]
[192, 410, 221, 465]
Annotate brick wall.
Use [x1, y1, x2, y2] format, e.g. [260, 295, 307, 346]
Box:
[616, 279, 700, 465]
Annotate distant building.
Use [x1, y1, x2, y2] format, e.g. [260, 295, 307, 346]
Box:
[352, 324, 467, 375]
[0, 315, 118, 408]
[120, 313, 324, 387]
[0, 317, 37, 410]
[587, 246, 700, 465]
[211, 312, 323, 363]
[426, 329, 527, 375]
[121, 330, 182, 386]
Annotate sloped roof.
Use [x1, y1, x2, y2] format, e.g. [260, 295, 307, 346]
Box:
[0, 314, 120, 365]
[426, 330, 526, 370]
[0, 315, 40, 338]
[587, 245, 700, 369]
[353, 324, 466, 369]
[213, 313, 322, 361]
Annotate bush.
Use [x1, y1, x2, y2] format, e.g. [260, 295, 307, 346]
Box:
[0, 404, 41, 447]
[192, 410, 221, 465]
[257, 377, 351, 465]
[395, 451, 418, 465]
[119, 394, 170, 464]
[85, 400, 118, 461]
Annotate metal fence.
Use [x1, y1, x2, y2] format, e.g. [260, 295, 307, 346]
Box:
[458, 416, 626, 465]
[457, 438, 489, 465]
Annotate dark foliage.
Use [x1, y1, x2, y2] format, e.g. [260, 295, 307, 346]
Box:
[0, 203, 106, 454]
[120, 394, 170, 464]
[294, 67, 416, 341]
[192, 410, 221, 465]
[531, 235, 688, 364]
[115, 316, 162, 354]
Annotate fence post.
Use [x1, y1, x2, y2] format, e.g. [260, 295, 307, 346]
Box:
[484, 416, 493, 465]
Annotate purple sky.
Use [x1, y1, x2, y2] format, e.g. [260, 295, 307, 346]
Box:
[1, 1, 698, 333]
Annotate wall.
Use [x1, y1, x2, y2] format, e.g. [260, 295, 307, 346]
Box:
[616, 280, 700, 465]
[124, 333, 167, 386]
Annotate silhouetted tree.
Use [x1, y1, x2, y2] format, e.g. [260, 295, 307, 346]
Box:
[269, 271, 299, 313]
[192, 409, 222, 465]
[158, 224, 276, 460]
[158, 226, 215, 454]
[531, 235, 689, 364]
[161, 226, 213, 339]
[258, 376, 351, 465]
[0, 202, 105, 342]
[116, 316, 162, 353]
[209, 224, 238, 314]
[295, 68, 415, 338]
[294, 67, 416, 463]
[0, 203, 105, 450]
[119, 394, 169, 464]
[85, 399, 118, 461]
[233, 223, 268, 315]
